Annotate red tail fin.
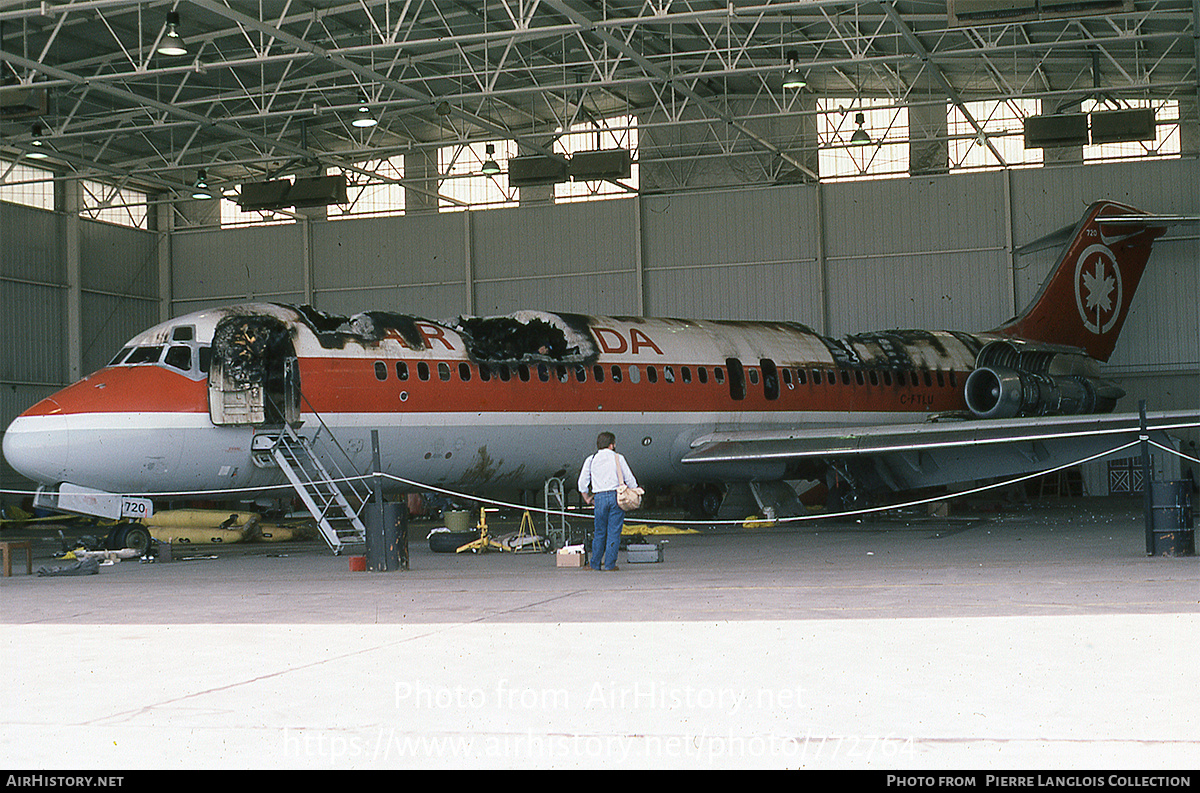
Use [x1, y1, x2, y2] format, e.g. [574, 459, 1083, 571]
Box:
[994, 201, 1167, 362]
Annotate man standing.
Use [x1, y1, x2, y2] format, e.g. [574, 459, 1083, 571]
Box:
[578, 431, 639, 572]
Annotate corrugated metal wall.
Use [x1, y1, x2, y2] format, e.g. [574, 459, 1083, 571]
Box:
[1, 200, 158, 488]
[3, 158, 1198, 491]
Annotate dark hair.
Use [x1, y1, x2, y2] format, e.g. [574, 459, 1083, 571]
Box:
[596, 431, 615, 450]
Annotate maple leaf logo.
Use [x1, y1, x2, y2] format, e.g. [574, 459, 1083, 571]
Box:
[1074, 245, 1123, 335]
[1081, 258, 1115, 315]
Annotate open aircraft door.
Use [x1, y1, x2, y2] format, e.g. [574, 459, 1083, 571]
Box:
[208, 314, 301, 426]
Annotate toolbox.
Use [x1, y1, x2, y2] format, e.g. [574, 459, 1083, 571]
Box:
[625, 542, 663, 564]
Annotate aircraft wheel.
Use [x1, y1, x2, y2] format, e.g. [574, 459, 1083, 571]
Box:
[428, 530, 480, 553]
[116, 523, 152, 556]
[688, 485, 723, 520]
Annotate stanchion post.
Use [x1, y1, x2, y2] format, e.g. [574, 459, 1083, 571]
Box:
[1140, 401, 1153, 555]
[366, 430, 402, 571]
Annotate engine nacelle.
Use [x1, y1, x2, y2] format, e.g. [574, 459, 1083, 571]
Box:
[964, 365, 1124, 419]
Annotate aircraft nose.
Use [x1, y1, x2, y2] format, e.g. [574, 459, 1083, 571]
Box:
[2, 398, 72, 485]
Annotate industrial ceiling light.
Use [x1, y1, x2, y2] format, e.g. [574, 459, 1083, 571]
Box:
[352, 93, 377, 128]
[850, 112, 871, 145]
[782, 50, 806, 90]
[191, 169, 213, 200]
[481, 143, 501, 175]
[28, 122, 48, 158]
[157, 11, 189, 57]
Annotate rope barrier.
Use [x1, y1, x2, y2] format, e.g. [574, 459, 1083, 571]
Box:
[5, 433, 1196, 528]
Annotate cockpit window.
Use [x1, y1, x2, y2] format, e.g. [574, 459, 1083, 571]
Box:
[125, 346, 164, 365]
[171, 326, 195, 342]
[108, 347, 134, 366]
[164, 346, 192, 372]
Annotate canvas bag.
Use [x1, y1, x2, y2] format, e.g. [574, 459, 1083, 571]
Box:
[615, 453, 644, 511]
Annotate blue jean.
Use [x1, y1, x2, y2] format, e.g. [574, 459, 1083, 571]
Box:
[591, 489, 623, 570]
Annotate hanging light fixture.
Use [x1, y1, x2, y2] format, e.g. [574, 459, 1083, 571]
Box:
[352, 93, 377, 128]
[782, 50, 806, 90]
[191, 169, 213, 200]
[850, 112, 871, 145]
[481, 143, 501, 175]
[28, 122, 48, 159]
[157, 11, 189, 56]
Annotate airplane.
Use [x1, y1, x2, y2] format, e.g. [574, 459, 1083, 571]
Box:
[3, 199, 1197, 552]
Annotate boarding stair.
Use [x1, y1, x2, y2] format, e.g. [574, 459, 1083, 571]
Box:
[262, 422, 370, 555]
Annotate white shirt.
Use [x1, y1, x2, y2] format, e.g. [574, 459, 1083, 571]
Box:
[578, 448, 638, 494]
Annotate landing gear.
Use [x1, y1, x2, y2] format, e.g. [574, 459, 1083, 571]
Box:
[687, 484, 724, 520]
[111, 522, 152, 555]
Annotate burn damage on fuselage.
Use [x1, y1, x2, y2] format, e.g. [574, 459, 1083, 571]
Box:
[285, 303, 599, 365]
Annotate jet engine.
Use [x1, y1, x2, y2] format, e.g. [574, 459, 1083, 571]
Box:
[964, 341, 1124, 420]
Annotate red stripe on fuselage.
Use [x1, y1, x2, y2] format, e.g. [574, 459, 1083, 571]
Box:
[297, 357, 968, 415]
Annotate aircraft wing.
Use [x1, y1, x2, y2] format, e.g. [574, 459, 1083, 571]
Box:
[682, 410, 1200, 492]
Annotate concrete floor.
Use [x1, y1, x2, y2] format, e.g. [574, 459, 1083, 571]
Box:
[1, 497, 1197, 769]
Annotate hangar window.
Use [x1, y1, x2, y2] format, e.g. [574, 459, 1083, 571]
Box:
[375, 361, 388, 381]
[80, 179, 148, 229]
[818, 99, 909, 181]
[1083, 99, 1180, 164]
[0, 160, 55, 210]
[949, 99, 1042, 172]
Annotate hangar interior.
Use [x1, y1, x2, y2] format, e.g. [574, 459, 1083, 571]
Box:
[1, 0, 1198, 495]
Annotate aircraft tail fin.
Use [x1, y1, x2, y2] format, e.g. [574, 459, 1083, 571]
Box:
[993, 200, 1172, 362]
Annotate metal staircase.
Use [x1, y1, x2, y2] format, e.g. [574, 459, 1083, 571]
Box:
[264, 423, 370, 555]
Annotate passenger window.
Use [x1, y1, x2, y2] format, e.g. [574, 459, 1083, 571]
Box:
[629, 365, 641, 384]
[748, 369, 759, 386]
[855, 371, 865, 386]
[438, 363, 451, 382]
[796, 368, 807, 385]
[575, 365, 587, 383]
[459, 363, 472, 382]
[664, 366, 675, 383]
[593, 365, 605, 383]
[498, 365, 511, 382]
[937, 371, 945, 387]
[556, 365, 569, 383]
[479, 363, 492, 382]
[647, 366, 658, 384]
[417, 362, 430, 381]
[813, 370, 822, 385]
[538, 364, 550, 382]
[165, 346, 192, 372]
[396, 362, 409, 381]
[714, 367, 725, 385]
[924, 371, 933, 387]
[681, 366, 692, 384]
[698, 367, 708, 384]
[518, 364, 530, 382]
[841, 370, 851, 386]
[611, 366, 623, 383]
[374, 361, 388, 381]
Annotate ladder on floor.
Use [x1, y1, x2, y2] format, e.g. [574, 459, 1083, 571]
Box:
[267, 423, 370, 555]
